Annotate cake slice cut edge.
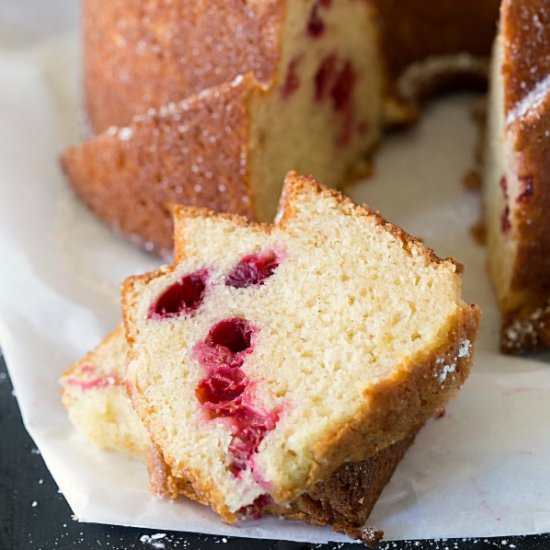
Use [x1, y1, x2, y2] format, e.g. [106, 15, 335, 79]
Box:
[60, 326, 150, 456]
[122, 171, 480, 522]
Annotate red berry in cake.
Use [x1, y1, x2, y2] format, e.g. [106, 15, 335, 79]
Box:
[229, 405, 279, 476]
[65, 364, 121, 391]
[314, 54, 357, 145]
[281, 58, 301, 99]
[501, 205, 511, 234]
[238, 494, 273, 519]
[315, 53, 339, 101]
[194, 318, 256, 369]
[499, 176, 511, 235]
[148, 269, 208, 319]
[207, 318, 254, 354]
[225, 250, 280, 289]
[196, 367, 248, 414]
[306, 0, 332, 37]
[331, 60, 355, 112]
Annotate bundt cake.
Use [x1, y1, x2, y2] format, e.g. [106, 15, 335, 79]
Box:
[60, 326, 150, 456]
[484, 0, 550, 353]
[122, 172, 479, 522]
[64, 0, 498, 256]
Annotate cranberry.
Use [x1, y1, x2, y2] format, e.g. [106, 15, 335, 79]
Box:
[500, 176, 509, 198]
[314, 55, 356, 110]
[501, 205, 511, 234]
[194, 318, 256, 369]
[238, 494, 273, 519]
[66, 365, 121, 391]
[196, 367, 247, 408]
[315, 53, 339, 101]
[228, 406, 279, 475]
[306, 0, 332, 38]
[499, 176, 511, 235]
[331, 61, 355, 112]
[281, 58, 301, 99]
[193, 317, 280, 479]
[148, 269, 208, 319]
[517, 175, 534, 203]
[207, 318, 254, 354]
[225, 251, 279, 289]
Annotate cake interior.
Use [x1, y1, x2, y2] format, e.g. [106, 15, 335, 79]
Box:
[248, 0, 382, 221]
[484, 36, 521, 314]
[61, 328, 150, 456]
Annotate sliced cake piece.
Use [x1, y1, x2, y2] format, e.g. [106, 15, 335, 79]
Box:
[60, 329, 420, 537]
[60, 326, 150, 456]
[60, 324, 420, 535]
[484, 0, 550, 353]
[123, 172, 479, 522]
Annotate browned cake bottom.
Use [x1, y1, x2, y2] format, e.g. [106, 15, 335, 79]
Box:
[147, 431, 417, 546]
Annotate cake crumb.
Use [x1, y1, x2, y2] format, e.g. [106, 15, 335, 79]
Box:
[470, 219, 486, 245]
[463, 169, 482, 190]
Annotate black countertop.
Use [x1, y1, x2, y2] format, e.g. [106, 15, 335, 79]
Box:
[1, 352, 549, 550]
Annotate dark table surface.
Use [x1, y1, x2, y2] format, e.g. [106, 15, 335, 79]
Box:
[1, 353, 549, 550]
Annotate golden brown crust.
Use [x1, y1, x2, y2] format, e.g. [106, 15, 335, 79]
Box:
[272, 431, 417, 529]
[147, 444, 206, 503]
[498, 0, 550, 353]
[62, 76, 257, 257]
[501, 296, 550, 354]
[147, 430, 416, 539]
[83, 0, 284, 133]
[501, 0, 550, 116]
[123, 173, 479, 520]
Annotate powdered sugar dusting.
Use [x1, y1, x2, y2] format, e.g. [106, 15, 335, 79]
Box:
[117, 127, 133, 141]
[435, 338, 470, 384]
[439, 362, 457, 384]
[506, 73, 550, 125]
[140, 533, 167, 548]
[458, 339, 471, 358]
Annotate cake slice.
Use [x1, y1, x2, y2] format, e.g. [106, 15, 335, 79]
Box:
[123, 172, 479, 522]
[60, 327, 419, 539]
[483, 0, 550, 353]
[60, 326, 150, 456]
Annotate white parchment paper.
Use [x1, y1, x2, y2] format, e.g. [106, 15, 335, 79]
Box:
[1, 28, 549, 543]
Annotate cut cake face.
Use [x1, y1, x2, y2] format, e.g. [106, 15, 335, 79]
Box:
[60, 326, 150, 456]
[60, 327, 420, 533]
[123, 172, 479, 520]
